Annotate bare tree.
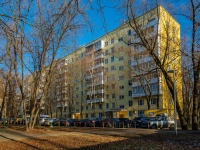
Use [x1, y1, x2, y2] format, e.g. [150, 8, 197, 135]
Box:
[119, 1, 188, 129]
[178, 0, 200, 130]
[0, 0, 87, 131]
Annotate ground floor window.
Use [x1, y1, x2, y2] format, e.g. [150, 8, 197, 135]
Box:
[129, 111, 133, 117]
[138, 110, 144, 117]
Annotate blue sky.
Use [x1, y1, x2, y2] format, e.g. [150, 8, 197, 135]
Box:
[77, 0, 191, 47]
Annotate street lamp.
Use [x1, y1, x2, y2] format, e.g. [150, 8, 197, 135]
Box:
[168, 70, 177, 135]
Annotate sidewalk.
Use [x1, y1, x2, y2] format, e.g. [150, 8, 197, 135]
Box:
[0, 128, 69, 141]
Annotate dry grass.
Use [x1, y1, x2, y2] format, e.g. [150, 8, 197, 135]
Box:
[0, 126, 199, 150]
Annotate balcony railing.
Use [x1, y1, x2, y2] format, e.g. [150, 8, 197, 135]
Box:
[132, 90, 159, 98]
[87, 89, 104, 95]
[86, 98, 104, 103]
[86, 72, 103, 79]
[132, 77, 159, 87]
[95, 54, 104, 59]
[86, 80, 103, 87]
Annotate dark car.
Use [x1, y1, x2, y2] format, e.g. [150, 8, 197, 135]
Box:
[118, 118, 131, 128]
[140, 117, 157, 128]
[86, 117, 102, 127]
[131, 117, 146, 128]
[53, 119, 68, 126]
[74, 119, 89, 127]
[65, 119, 77, 126]
[101, 118, 120, 127]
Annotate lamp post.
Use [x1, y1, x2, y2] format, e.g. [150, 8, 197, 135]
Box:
[168, 70, 177, 135]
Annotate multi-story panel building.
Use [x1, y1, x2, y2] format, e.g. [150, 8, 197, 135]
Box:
[29, 5, 182, 120]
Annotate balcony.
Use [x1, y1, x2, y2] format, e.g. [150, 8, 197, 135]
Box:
[86, 98, 104, 104]
[94, 40, 104, 51]
[94, 63, 104, 69]
[86, 80, 103, 87]
[86, 72, 103, 79]
[132, 77, 159, 87]
[95, 54, 104, 59]
[87, 89, 104, 95]
[132, 90, 160, 98]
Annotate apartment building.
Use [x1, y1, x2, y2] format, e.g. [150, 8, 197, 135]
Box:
[31, 5, 182, 120]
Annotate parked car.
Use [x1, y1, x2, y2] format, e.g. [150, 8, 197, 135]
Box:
[42, 118, 58, 126]
[118, 118, 131, 128]
[86, 117, 102, 127]
[0, 118, 7, 125]
[146, 116, 175, 129]
[74, 119, 89, 127]
[140, 117, 157, 128]
[65, 119, 78, 126]
[131, 117, 146, 128]
[101, 118, 120, 127]
[52, 119, 66, 126]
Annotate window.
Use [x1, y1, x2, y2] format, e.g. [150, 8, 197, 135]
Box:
[85, 114, 88, 118]
[129, 111, 133, 117]
[149, 18, 155, 23]
[119, 85, 124, 90]
[111, 103, 115, 108]
[128, 101, 133, 106]
[138, 99, 144, 106]
[150, 83, 158, 91]
[151, 98, 157, 105]
[111, 94, 115, 98]
[106, 103, 109, 109]
[99, 104, 102, 109]
[118, 37, 123, 42]
[111, 56, 114, 62]
[119, 105, 124, 109]
[106, 94, 109, 99]
[128, 90, 132, 96]
[110, 47, 115, 53]
[76, 87, 79, 91]
[119, 76, 124, 80]
[119, 95, 124, 100]
[80, 52, 84, 58]
[86, 106, 88, 110]
[128, 80, 132, 86]
[134, 34, 139, 39]
[105, 59, 108, 64]
[105, 41, 108, 46]
[111, 84, 115, 89]
[111, 66, 115, 71]
[99, 113, 103, 118]
[111, 38, 114, 44]
[119, 56, 124, 61]
[105, 67, 108, 72]
[92, 105, 95, 110]
[105, 50, 108, 55]
[76, 102, 79, 105]
[127, 30, 131, 36]
[110, 74, 115, 80]
[76, 94, 79, 98]
[119, 66, 124, 70]
[76, 109, 79, 112]
[138, 110, 144, 117]
[128, 60, 131, 66]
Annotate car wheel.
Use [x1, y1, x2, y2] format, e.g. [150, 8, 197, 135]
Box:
[152, 124, 157, 129]
[169, 124, 175, 130]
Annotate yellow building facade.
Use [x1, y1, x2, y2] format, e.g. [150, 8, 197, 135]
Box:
[50, 5, 182, 120]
